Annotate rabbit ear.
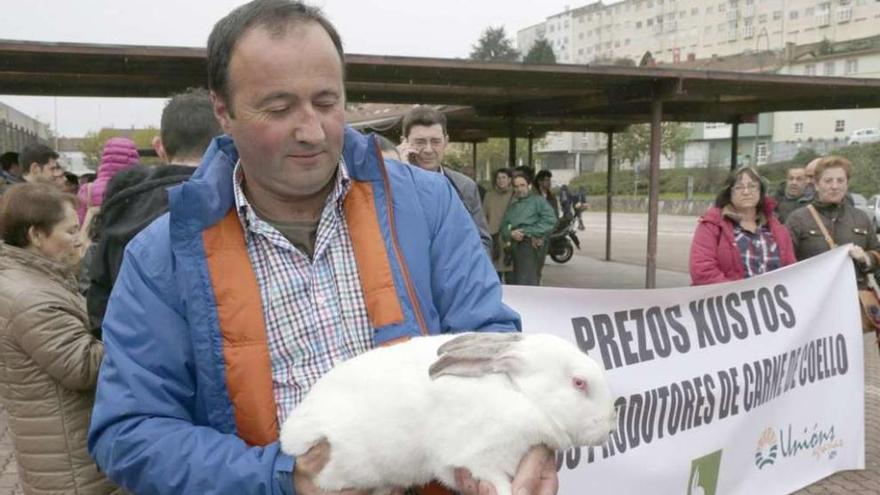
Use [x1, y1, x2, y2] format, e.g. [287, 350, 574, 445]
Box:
[428, 333, 524, 380]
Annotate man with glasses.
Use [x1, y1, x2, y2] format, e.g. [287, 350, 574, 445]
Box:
[398, 106, 492, 256]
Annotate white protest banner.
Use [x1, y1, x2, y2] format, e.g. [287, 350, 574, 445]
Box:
[503, 246, 865, 495]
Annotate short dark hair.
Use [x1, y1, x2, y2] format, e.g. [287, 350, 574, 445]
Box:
[161, 88, 223, 161]
[207, 0, 344, 113]
[19, 143, 58, 171]
[0, 152, 19, 172]
[514, 165, 535, 185]
[714, 166, 766, 211]
[79, 173, 97, 184]
[511, 171, 531, 185]
[492, 167, 512, 183]
[63, 172, 79, 188]
[402, 106, 448, 137]
[0, 183, 77, 248]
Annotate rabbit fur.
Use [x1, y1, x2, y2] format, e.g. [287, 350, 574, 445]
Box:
[280, 332, 616, 495]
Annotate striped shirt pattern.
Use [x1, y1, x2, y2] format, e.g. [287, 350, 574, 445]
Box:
[733, 223, 782, 278]
[233, 160, 374, 424]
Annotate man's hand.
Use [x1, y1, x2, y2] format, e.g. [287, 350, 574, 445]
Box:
[530, 237, 544, 249]
[293, 440, 375, 495]
[511, 229, 525, 242]
[453, 445, 558, 495]
[396, 139, 418, 165]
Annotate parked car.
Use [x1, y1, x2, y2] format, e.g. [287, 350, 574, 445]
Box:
[868, 195, 880, 232]
[848, 128, 880, 145]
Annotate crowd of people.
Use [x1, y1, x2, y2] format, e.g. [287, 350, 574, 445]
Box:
[0, 0, 874, 494]
[689, 156, 880, 337]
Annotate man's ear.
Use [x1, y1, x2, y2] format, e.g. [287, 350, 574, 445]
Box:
[27, 162, 41, 176]
[210, 90, 234, 134]
[152, 136, 169, 163]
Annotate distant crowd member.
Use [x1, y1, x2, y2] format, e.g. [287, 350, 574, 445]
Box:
[573, 186, 587, 230]
[773, 167, 809, 223]
[79, 172, 97, 185]
[533, 170, 558, 283]
[397, 105, 492, 255]
[0, 183, 118, 494]
[483, 168, 515, 281]
[558, 184, 573, 218]
[804, 157, 819, 200]
[501, 172, 558, 286]
[689, 166, 795, 286]
[62, 171, 81, 195]
[76, 137, 139, 225]
[786, 156, 880, 290]
[85, 88, 222, 335]
[0, 151, 23, 187]
[20, 143, 64, 187]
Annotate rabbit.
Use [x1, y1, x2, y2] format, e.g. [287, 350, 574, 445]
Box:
[280, 332, 617, 495]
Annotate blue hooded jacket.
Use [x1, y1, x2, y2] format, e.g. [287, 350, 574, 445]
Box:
[87, 127, 520, 494]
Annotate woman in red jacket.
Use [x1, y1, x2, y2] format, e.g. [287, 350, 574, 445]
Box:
[689, 166, 796, 286]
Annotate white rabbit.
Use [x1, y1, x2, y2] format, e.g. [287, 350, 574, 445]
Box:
[280, 332, 616, 495]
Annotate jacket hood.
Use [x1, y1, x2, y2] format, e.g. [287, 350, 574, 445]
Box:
[97, 137, 139, 180]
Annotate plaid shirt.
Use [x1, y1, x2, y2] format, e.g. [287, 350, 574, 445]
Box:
[733, 223, 782, 278]
[233, 161, 373, 424]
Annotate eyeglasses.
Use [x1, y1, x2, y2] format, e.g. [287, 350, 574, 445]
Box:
[732, 184, 760, 193]
[410, 138, 444, 149]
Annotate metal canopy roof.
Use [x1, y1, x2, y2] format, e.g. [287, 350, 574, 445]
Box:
[4, 38, 880, 140]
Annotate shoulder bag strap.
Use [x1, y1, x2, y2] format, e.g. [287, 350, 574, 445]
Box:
[806, 204, 837, 249]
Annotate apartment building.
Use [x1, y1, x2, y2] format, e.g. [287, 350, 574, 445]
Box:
[519, 0, 880, 66]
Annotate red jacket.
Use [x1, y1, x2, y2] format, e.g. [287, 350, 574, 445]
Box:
[689, 198, 796, 286]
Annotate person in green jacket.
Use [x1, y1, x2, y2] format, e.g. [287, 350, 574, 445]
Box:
[500, 173, 558, 286]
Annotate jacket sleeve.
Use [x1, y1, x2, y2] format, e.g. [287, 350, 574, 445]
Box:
[689, 221, 731, 286]
[87, 238, 295, 495]
[421, 176, 520, 333]
[466, 188, 493, 256]
[10, 293, 103, 391]
[522, 199, 558, 238]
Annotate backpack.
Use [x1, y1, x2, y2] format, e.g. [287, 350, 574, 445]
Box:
[85, 165, 195, 336]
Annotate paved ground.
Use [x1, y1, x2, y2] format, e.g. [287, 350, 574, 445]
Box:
[0, 211, 874, 494]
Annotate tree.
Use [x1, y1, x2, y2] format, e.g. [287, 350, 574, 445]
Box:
[592, 57, 635, 67]
[79, 127, 160, 170]
[470, 26, 520, 62]
[613, 123, 692, 194]
[523, 38, 556, 64]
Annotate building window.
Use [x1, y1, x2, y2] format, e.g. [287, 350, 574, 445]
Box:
[637, 21, 643, 28]
[846, 59, 859, 74]
[795, 123, 804, 133]
[789, 10, 799, 20]
[824, 61, 836, 76]
[835, 120, 845, 132]
[691, 7, 699, 15]
[805, 64, 816, 75]
[773, 11, 783, 20]
[758, 14, 767, 23]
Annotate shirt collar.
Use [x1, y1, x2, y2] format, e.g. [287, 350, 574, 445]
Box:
[232, 157, 352, 234]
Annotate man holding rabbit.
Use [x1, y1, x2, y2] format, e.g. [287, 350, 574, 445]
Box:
[88, 1, 557, 495]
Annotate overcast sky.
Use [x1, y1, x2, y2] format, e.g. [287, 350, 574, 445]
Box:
[1, 0, 581, 137]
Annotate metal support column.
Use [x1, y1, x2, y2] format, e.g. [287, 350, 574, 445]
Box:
[730, 118, 740, 170]
[508, 116, 517, 169]
[471, 141, 478, 174]
[605, 130, 614, 262]
[527, 132, 534, 168]
[646, 100, 663, 289]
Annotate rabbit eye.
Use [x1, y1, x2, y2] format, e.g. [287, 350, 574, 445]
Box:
[572, 377, 589, 393]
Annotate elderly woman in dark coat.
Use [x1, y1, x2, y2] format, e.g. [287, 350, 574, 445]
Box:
[786, 156, 880, 289]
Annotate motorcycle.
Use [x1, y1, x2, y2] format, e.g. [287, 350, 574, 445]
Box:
[548, 215, 581, 263]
